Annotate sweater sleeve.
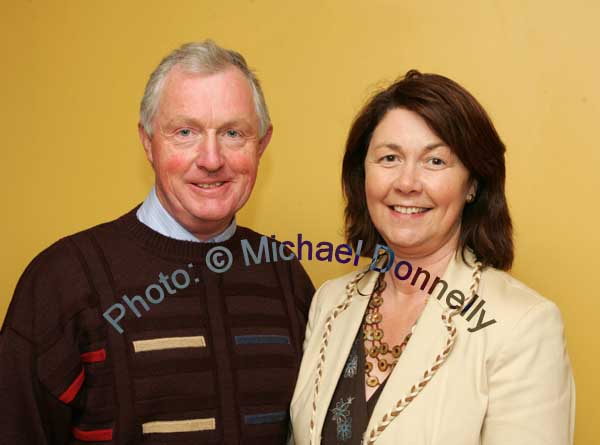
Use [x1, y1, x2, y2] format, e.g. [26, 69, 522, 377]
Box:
[301, 279, 327, 354]
[0, 240, 92, 444]
[289, 258, 315, 336]
[481, 301, 576, 445]
[0, 327, 73, 445]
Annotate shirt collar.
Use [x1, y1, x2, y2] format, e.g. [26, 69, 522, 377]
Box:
[136, 185, 237, 243]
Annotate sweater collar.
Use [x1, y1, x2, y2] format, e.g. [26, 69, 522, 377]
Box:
[117, 205, 256, 260]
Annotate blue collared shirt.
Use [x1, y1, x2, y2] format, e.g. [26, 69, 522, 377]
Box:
[136, 186, 237, 242]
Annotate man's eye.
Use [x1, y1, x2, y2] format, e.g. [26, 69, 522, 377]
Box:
[177, 129, 192, 137]
[225, 129, 240, 138]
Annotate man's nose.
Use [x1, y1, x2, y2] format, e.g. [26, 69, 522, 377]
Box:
[194, 133, 224, 172]
[392, 163, 423, 194]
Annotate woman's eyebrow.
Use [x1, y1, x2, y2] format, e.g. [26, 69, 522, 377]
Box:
[371, 141, 447, 151]
[371, 142, 402, 151]
[424, 142, 447, 150]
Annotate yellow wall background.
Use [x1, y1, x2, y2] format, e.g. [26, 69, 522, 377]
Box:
[1, 0, 598, 442]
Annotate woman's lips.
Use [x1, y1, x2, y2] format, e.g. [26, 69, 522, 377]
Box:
[390, 205, 432, 215]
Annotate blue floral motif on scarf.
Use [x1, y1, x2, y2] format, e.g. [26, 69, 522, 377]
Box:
[330, 396, 355, 441]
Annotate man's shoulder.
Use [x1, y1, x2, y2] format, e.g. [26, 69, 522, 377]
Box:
[24, 208, 133, 268]
[6, 209, 135, 331]
[234, 225, 314, 275]
[234, 225, 277, 241]
[68, 206, 136, 241]
[234, 226, 302, 261]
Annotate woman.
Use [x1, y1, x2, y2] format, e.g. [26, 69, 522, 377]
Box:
[290, 70, 575, 444]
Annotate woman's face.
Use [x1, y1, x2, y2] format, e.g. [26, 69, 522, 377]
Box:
[364, 108, 476, 258]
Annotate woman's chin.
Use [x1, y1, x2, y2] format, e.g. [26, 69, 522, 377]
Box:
[385, 240, 428, 257]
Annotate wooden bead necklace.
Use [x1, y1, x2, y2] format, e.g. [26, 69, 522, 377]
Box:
[363, 274, 418, 388]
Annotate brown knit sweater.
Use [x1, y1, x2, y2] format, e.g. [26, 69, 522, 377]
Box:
[0, 207, 314, 445]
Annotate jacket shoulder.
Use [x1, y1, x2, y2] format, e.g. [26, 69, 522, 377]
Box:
[466, 267, 568, 368]
[478, 267, 559, 325]
[312, 269, 367, 312]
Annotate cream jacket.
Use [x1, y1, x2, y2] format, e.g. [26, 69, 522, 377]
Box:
[290, 250, 575, 444]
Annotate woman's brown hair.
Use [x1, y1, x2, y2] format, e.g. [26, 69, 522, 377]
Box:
[342, 70, 513, 270]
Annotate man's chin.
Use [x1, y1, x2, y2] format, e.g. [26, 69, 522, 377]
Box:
[186, 211, 235, 228]
[181, 202, 235, 221]
[188, 213, 233, 225]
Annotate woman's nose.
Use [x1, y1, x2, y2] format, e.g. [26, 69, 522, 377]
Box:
[392, 163, 423, 194]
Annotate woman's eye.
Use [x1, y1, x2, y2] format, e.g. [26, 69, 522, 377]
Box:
[381, 154, 398, 163]
[428, 157, 446, 167]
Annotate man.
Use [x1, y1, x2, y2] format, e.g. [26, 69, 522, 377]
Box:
[0, 40, 314, 444]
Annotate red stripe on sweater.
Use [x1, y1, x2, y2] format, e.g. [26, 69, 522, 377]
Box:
[72, 426, 113, 441]
[80, 348, 106, 363]
[58, 368, 85, 403]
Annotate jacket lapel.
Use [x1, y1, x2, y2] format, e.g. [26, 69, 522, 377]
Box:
[364, 250, 478, 439]
[363, 292, 447, 438]
[313, 268, 380, 441]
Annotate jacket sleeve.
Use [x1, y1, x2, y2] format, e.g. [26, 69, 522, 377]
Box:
[481, 301, 576, 445]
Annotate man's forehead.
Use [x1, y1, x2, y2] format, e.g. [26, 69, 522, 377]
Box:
[155, 65, 257, 122]
[161, 65, 252, 100]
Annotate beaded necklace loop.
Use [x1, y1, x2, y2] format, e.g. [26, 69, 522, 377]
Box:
[363, 275, 416, 388]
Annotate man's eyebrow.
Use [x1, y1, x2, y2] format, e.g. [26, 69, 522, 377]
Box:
[218, 118, 253, 129]
[164, 116, 202, 127]
[163, 116, 254, 129]
[371, 142, 447, 151]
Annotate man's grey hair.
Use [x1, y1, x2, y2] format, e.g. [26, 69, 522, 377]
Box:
[140, 40, 271, 138]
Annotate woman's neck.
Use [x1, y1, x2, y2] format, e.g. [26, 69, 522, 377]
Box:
[384, 232, 460, 301]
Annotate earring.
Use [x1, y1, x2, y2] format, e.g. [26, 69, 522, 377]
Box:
[466, 193, 475, 203]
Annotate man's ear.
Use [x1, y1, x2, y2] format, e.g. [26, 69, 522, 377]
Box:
[257, 125, 273, 158]
[138, 122, 154, 164]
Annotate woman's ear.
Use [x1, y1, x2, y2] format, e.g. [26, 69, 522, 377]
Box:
[470, 179, 478, 196]
[466, 179, 478, 203]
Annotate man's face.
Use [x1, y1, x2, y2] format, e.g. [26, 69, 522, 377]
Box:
[139, 65, 271, 240]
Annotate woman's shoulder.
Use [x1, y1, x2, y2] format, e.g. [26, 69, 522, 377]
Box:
[312, 268, 369, 309]
[471, 265, 565, 344]
[480, 266, 560, 318]
[319, 268, 366, 288]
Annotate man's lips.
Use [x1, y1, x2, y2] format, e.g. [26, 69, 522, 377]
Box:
[188, 180, 231, 190]
[191, 181, 226, 189]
